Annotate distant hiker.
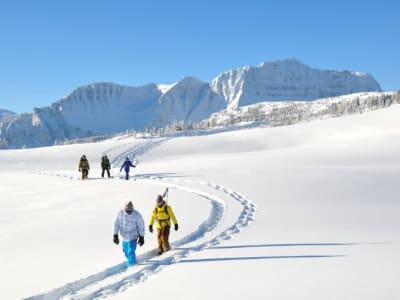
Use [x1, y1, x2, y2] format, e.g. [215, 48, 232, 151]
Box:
[101, 155, 111, 178]
[120, 157, 135, 180]
[149, 193, 178, 255]
[113, 201, 145, 267]
[79, 155, 90, 180]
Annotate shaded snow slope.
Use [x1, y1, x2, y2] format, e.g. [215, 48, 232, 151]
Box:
[0, 109, 16, 122]
[154, 77, 226, 126]
[58, 83, 161, 134]
[0, 110, 91, 149]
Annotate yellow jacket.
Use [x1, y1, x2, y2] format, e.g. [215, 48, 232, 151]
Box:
[149, 203, 178, 229]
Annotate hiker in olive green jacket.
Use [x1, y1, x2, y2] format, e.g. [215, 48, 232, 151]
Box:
[79, 155, 90, 180]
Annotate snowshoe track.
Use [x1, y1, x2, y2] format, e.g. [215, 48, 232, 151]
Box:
[25, 139, 257, 300]
[105, 138, 166, 168]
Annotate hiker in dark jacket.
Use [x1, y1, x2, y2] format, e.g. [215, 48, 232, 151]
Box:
[120, 157, 135, 180]
[101, 155, 111, 178]
[79, 155, 90, 180]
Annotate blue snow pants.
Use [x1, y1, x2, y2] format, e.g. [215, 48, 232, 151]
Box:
[122, 239, 137, 266]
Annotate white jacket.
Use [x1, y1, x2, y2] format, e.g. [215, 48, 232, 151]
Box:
[114, 209, 145, 241]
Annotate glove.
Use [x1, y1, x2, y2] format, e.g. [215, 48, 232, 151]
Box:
[113, 234, 119, 245]
[174, 224, 179, 231]
[149, 225, 153, 233]
[138, 236, 144, 246]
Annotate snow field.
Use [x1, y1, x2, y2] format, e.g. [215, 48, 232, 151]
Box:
[24, 167, 256, 299]
[1, 105, 400, 299]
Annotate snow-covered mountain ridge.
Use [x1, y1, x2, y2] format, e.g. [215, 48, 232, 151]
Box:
[0, 109, 16, 123]
[211, 59, 381, 108]
[197, 91, 400, 129]
[0, 59, 382, 149]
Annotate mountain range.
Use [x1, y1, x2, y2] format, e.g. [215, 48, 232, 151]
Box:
[0, 109, 16, 123]
[0, 58, 382, 149]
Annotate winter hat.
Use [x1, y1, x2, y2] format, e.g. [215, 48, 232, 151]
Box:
[125, 201, 134, 212]
[156, 194, 164, 204]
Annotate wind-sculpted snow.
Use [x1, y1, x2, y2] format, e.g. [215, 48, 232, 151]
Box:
[0, 59, 382, 149]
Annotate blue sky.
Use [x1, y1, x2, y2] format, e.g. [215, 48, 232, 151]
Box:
[0, 0, 399, 113]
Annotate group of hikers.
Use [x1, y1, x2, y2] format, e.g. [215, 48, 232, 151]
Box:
[78, 155, 136, 180]
[79, 154, 179, 267]
[113, 189, 179, 267]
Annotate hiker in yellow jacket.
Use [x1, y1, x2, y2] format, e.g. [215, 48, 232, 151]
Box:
[149, 193, 178, 255]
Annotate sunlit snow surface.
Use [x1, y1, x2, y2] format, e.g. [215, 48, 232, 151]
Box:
[1, 105, 399, 299]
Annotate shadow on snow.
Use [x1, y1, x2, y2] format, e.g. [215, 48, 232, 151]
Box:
[150, 254, 346, 265]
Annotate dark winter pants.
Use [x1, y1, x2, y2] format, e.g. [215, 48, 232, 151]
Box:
[102, 168, 110, 178]
[81, 169, 89, 180]
[157, 226, 171, 253]
[124, 170, 130, 180]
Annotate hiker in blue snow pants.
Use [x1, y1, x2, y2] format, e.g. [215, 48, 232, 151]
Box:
[122, 240, 138, 265]
[113, 201, 145, 267]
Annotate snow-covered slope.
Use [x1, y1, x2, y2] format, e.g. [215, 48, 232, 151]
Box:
[0, 59, 383, 149]
[211, 59, 381, 108]
[198, 91, 400, 128]
[0, 105, 399, 299]
[0, 109, 91, 149]
[56, 82, 161, 134]
[153, 77, 226, 127]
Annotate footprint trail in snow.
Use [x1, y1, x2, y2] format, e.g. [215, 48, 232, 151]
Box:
[25, 139, 257, 300]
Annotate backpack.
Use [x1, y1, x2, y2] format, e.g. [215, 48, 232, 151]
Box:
[156, 204, 170, 218]
[155, 204, 171, 227]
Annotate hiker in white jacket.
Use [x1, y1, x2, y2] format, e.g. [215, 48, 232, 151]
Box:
[113, 201, 145, 266]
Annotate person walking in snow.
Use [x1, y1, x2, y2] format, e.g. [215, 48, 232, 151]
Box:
[78, 155, 90, 180]
[149, 194, 178, 255]
[120, 157, 135, 180]
[113, 201, 145, 267]
[101, 155, 111, 178]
